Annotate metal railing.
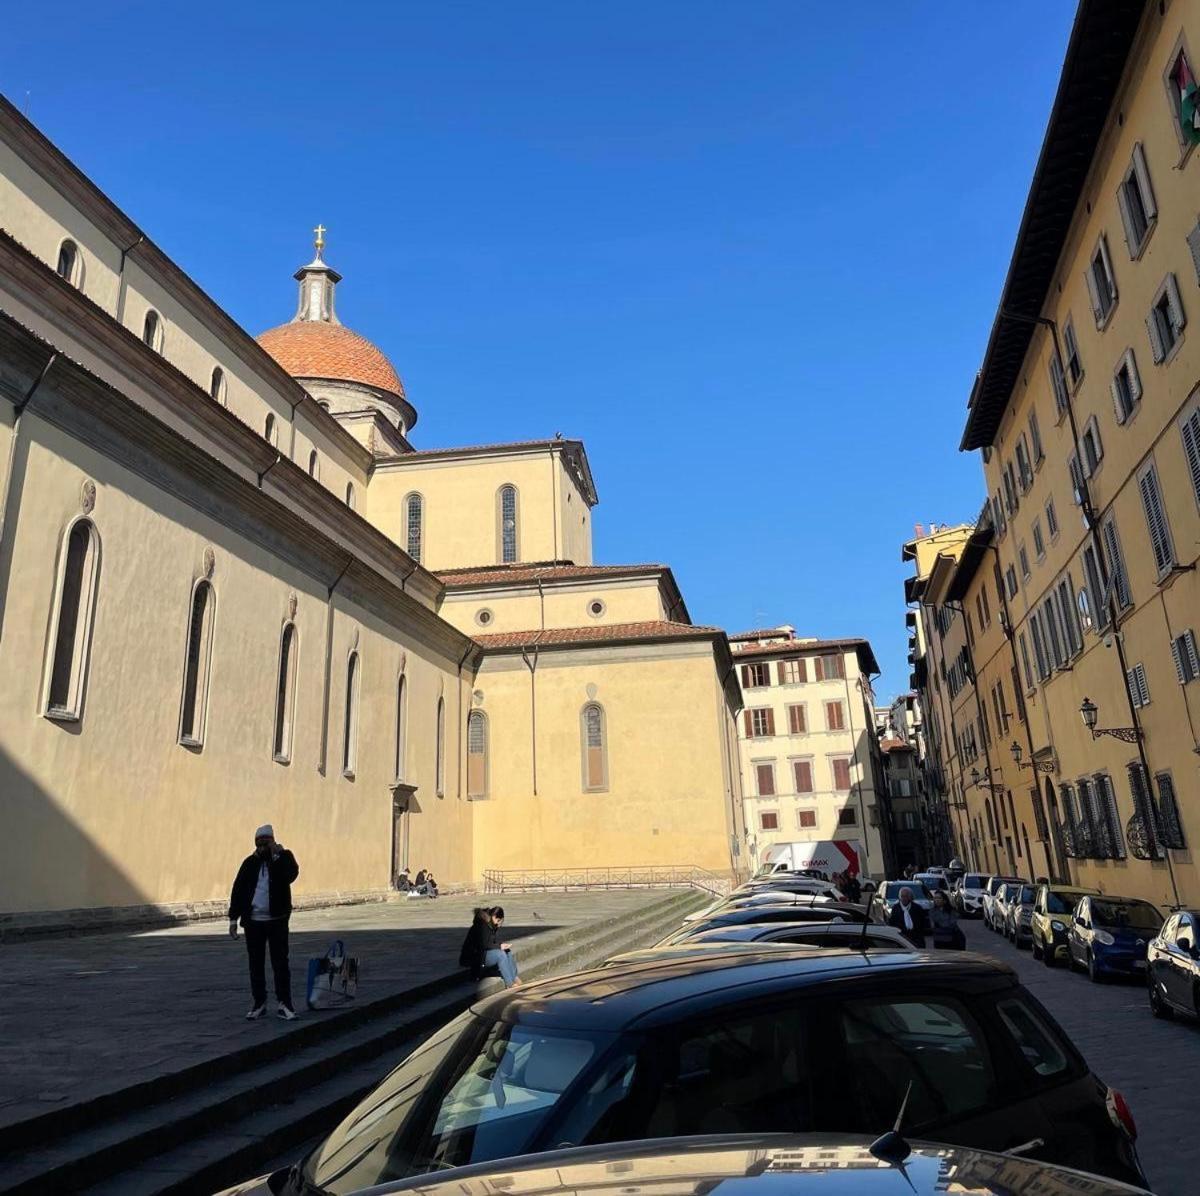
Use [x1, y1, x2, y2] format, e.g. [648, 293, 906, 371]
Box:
[481, 866, 731, 897]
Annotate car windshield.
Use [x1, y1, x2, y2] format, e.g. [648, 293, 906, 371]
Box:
[914, 875, 945, 889]
[964, 875, 985, 889]
[1045, 890, 1088, 914]
[881, 882, 931, 901]
[305, 1014, 613, 1190]
[1091, 900, 1163, 930]
[1018, 886, 1036, 903]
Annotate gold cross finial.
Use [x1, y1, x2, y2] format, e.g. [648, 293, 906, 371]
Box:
[313, 223, 326, 258]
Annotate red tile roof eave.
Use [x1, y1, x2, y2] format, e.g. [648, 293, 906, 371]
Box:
[473, 620, 721, 651]
[733, 637, 881, 675]
[437, 562, 672, 588]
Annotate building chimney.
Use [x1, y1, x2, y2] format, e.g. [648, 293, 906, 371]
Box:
[914, 523, 924, 537]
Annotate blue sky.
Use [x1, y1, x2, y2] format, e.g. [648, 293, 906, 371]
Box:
[6, 2, 1075, 699]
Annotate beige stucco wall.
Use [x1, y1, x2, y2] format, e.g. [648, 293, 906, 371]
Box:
[368, 448, 592, 571]
[439, 575, 669, 636]
[470, 642, 743, 880]
[0, 413, 473, 913]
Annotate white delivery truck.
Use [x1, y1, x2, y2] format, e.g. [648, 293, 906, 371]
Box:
[755, 839, 864, 879]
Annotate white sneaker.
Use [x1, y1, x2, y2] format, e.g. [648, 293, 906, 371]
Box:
[245, 1004, 267, 1020]
[276, 1004, 297, 1021]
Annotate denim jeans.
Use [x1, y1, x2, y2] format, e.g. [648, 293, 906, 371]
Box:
[485, 947, 519, 986]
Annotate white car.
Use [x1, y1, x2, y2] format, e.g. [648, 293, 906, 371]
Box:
[953, 872, 990, 917]
[982, 875, 1023, 930]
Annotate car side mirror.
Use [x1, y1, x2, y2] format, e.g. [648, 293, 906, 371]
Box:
[1074, 916, 1086, 927]
[1179, 936, 1193, 954]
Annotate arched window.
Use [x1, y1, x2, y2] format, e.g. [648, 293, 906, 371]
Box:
[497, 484, 519, 563]
[210, 366, 227, 405]
[342, 650, 360, 777]
[405, 493, 424, 564]
[394, 674, 407, 782]
[56, 239, 80, 286]
[467, 710, 488, 799]
[142, 309, 162, 351]
[179, 579, 216, 746]
[581, 702, 608, 792]
[273, 622, 298, 762]
[44, 518, 101, 720]
[264, 413, 277, 446]
[345, 482, 356, 510]
[308, 451, 320, 480]
[435, 696, 445, 796]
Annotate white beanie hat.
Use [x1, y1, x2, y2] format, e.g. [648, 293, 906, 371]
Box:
[254, 824, 274, 841]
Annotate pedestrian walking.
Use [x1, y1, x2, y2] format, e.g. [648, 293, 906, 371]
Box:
[887, 886, 929, 948]
[930, 889, 965, 950]
[458, 906, 521, 987]
[228, 824, 300, 1020]
[843, 871, 862, 904]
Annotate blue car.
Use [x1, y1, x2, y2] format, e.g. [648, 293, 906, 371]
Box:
[1068, 894, 1164, 982]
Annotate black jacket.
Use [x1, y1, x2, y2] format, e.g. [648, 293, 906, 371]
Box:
[228, 850, 299, 924]
[458, 918, 502, 978]
[888, 900, 929, 946]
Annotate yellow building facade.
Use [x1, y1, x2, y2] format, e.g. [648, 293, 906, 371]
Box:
[911, 0, 1200, 908]
[0, 97, 745, 920]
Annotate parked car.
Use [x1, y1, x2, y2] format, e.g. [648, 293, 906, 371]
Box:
[1031, 885, 1099, 966]
[914, 871, 950, 895]
[243, 947, 1146, 1192]
[684, 890, 837, 923]
[981, 875, 1024, 931]
[222, 1130, 1155, 1196]
[992, 882, 1024, 939]
[734, 879, 843, 900]
[682, 920, 916, 952]
[952, 872, 990, 917]
[1068, 895, 1164, 982]
[868, 880, 934, 923]
[1148, 908, 1200, 1019]
[659, 901, 869, 945]
[1004, 883, 1040, 948]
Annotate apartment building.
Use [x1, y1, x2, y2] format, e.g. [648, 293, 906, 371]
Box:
[731, 628, 888, 878]
[911, 0, 1200, 908]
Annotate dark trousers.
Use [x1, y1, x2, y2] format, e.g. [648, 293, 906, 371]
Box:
[244, 918, 292, 1009]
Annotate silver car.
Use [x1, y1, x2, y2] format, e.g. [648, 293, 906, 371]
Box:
[1004, 882, 1039, 947]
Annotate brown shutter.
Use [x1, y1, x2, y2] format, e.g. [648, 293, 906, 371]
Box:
[777, 661, 788, 685]
[741, 665, 751, 688]
[813, 656, 824, 681]
[743, 711, 753, 737]
[795, 761, 812, 792]
[798, 658, 808, 682]
[766, 709, 776, 736]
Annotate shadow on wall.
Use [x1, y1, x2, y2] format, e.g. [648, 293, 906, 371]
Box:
[0, 743, 148, 915]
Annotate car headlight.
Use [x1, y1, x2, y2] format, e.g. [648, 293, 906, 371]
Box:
[1094, 930, 1115, 946]
[1051, 920, 1065, 932]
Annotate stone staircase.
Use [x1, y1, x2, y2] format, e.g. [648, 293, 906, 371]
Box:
[0, 888, 705, 1196]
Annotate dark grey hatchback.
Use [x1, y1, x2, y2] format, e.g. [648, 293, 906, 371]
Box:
[258, 948, 1147, 1194]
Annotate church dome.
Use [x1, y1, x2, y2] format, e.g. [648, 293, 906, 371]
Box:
[257, 321, 406, 399]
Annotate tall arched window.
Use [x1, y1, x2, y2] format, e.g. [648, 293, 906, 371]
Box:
[345, 482, 356, 511]
[581, 702, 608, 792]
[44, 518, 101, 720]
[56, 239, 81, 286]
[264, 413, 277, 446]
[210, 367, 227, 405]
[435, 696, 445, 796]
[497, 484, 519, 563]
[179, 579, 216, 746]
[273, 622, 298, 762]
[142, 309, 162, 351]
[467, 710, 488, 799]
[342, 650, 360, 777]
[308, 450, 320, 480]
[394, 674, 408, 781]
[406, 493, 424, 564]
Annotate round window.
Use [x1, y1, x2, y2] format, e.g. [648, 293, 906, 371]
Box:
[587, 599, 606, 618]
[476, 609, 494, 627]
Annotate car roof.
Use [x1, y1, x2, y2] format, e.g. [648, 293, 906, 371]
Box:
[474, 946, 1016, 1032]
[1043, 883, 1099, 893]
[691, 922, 902, 943]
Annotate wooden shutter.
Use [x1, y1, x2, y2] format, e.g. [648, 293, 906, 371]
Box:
[765, 708, 776, 736]
[797, 657, 808, 682]
[743, 711, 754, 737]
[740, 665, 752, 688]
[757, 763, 776, 797]
[1181, 409, 1200, 506]
[813, 656, 824, 681]
[833, 758, 851, 790]
[1132, 142, 1157, 221]
[1125, 348, 1142, 403]
[794, 760, 813, 792]
[1084, 257, 1103, 323]
[789, 704, 806, 734]
[1185, 631, 1200, 682]
[1110, 374, 1127, 425]
[1138, 467, 1174, 574]
[1166, 273, 1187, 335]
[1147, 305, 1166, 363]
[777, 660, 788, 685]
[1049, 355, 1067, 413]
[1099, 236, 1117, 306]
[1172, 636, 1187, 684]
[1116, 178, 1137, 256]
[1187, 221, 1200, 284]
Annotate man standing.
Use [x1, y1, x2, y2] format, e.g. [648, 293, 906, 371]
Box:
[887, 886, 929, 948]
[229, 825, 300, 1020]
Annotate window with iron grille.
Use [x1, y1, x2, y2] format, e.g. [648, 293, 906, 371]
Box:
[1094, 774, 1127, 859]
[1155, 772, 1186, 849]
[1128, 763, 1165, 859]
[498, 484, 518, 563]
[406, 493, 424, 563]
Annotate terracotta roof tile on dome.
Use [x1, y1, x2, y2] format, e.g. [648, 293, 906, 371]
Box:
[474, 620, 720, 650]
[257, 321, 405, 397]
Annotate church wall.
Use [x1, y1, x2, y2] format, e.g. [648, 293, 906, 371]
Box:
[369, 450, 568, 570]
[470, 642, 743, 881]
[558, 457, 593, 565]
[0, 409, 474, 915]
[438, 576, 670, 636]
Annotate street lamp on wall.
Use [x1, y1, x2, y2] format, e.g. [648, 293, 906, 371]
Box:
[970, 766, 1005, 794]
[1079, 697, 1142, 743]
[1010, 740, 1056, 774]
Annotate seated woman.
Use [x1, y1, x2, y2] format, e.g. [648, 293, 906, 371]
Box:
[458, 906, 521, 987]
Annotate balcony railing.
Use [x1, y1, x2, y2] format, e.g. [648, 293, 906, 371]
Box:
[481, 866, 732, 897]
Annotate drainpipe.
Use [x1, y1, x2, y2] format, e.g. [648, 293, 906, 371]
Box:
[318, 556, 353, 775]
[998, 310, 1179, 905]
[839, 666, 873, 879]
[0, 352, 58, 648]
[536, 577, 546, 629]
[257, 453, 283, 488]
[520, 643, 540, 795]
[115, 235, 144, 325]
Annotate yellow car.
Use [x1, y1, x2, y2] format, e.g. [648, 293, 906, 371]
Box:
[1031, 883, 1101, 966]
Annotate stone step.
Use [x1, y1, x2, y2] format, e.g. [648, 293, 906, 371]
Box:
[0, 889, 705, 1196]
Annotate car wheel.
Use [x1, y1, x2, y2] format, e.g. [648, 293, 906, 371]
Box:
[1043, 941, 1057, 968]
[1149, 978, 1172, 1019]
[1032, 936, 1043, 961]
[1087, 950, 1103, 984]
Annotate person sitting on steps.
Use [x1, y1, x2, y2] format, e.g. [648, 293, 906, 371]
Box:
[459, 906, 521, 987]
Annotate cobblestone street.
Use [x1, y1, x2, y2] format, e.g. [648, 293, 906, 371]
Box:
[959, 918, 1200, 1195]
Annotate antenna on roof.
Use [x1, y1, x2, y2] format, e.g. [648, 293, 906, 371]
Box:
[868, 1080, 914, 1169]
